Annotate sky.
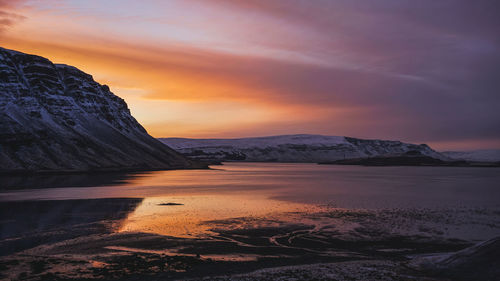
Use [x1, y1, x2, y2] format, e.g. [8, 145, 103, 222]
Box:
[1, 0, 499, 150]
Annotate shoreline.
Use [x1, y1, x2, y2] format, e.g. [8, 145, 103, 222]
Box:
[0, 217, 495, 280]
[1, 162, 498, 280]
[1, 200, 498, 280]
[0, 164, 210, 176]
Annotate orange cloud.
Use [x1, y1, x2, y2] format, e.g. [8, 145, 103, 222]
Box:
[1, 1, 498, 150]
[0, 0, 26, 32]
[1, 33, 346, 138]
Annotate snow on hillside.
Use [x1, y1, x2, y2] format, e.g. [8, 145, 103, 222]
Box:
[0, 47, 197, 172]
[165, 134, 347, 149]
[159, 135, 444, 163]
[441, 150, 500, 162]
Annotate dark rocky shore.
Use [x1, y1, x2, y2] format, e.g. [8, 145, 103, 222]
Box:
[1, 199, 498, 281]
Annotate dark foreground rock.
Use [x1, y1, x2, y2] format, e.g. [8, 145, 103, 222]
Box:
[0, 47, 204, 172]
[412, 236, 500, 281]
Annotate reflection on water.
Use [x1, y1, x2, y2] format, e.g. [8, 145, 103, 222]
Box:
[0, 198, 142, 256]
[1, 163, 499, 241]
[0, 172, 141, 190]
[1, 163, 499, 280]
[119, 195, 322, 237]
[2, 163, 499, 208]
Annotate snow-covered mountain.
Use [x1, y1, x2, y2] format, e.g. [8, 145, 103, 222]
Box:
[0, 47, 200, 172]
[159, 134, 445, 163]
[441, 150, 500, 162]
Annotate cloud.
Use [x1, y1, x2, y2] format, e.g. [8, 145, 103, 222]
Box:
[1, 0, 499, 149]
[0, 0, 26, 32]
[0, 11, 23, 31]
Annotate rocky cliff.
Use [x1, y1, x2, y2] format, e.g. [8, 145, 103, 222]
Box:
[0, 47, 200, 172]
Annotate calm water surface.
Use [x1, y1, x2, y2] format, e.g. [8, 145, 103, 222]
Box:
[1, 163, 499, 238]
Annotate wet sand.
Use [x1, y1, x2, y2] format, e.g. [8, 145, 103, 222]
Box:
[0, 163, 499, 280]
[1, 205, 498, 280]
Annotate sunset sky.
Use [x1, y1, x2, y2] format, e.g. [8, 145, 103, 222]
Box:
[1, 0, 499, 150]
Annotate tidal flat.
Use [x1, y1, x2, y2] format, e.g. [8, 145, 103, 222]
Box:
[0, 163, 499, 280]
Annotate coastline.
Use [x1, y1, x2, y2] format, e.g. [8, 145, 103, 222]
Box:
[0, 163, 210, 176]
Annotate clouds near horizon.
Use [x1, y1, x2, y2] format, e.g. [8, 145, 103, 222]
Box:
[1, 0, 499, 150]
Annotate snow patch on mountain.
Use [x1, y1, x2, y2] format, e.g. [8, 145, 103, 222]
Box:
[166, 135, 347, 149]
[159, 134, 445, 163]
[0, 47, 198, 172]
[441, 150, 500, 162]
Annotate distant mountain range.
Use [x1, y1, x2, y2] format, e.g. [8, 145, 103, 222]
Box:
[441, 150, 500, 162]
[0, 47, 201, 172]
[159, 134, 447, 163]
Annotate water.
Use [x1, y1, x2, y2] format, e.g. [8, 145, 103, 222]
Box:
[1, 163, 500, 281]
[1, 163, 499, 239]
[2, 163, 499, 207]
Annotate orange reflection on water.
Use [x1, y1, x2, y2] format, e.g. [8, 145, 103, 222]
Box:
[118, 194, 321, 238]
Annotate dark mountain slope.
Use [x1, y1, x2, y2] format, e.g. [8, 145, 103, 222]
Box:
[0, 47, 202, 172]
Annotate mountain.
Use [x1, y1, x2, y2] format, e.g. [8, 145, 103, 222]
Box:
[0, 47, 202, 172]
[441, 150, 500, 163]
[159, 134, 445, 163]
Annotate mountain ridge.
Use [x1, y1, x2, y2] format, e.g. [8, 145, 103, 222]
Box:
[0, 47, 202, 172]
[159, 134, 445, 163]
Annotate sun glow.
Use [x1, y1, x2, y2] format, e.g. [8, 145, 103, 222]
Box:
[1, 0, 498, 148]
